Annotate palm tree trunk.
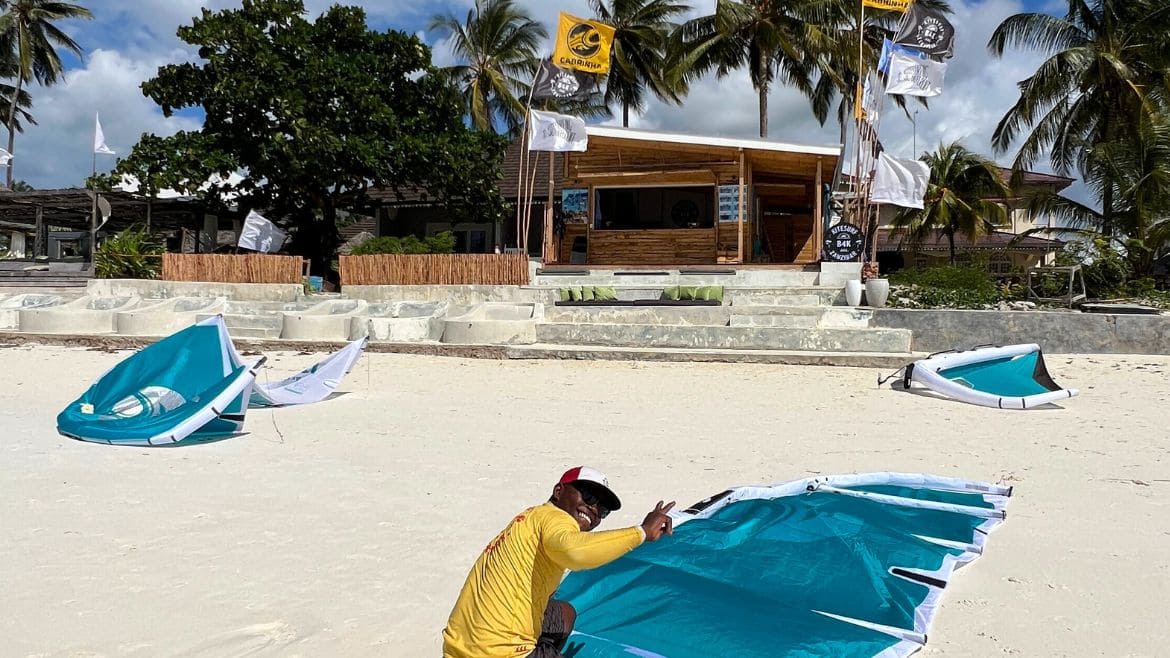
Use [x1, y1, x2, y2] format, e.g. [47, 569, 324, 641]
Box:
[758, 81, 769, 138]
[622, 102, 629, 128]
[1101, 179, 1114, 238]
[4, 74, 22, 189]
[947, 229, 956, 265]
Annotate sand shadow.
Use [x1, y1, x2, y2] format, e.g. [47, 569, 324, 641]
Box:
[887, 384, 1067, 410]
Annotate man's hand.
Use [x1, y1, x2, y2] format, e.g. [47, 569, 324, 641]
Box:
[641, 501, 675, 542]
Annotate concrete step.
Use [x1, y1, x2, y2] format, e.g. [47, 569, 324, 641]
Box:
[535, 323, 912, 353]
[544, 306, 731, 326]
[730, 313, 819, 328]
[532, 269, 820, 287]
[730, 307, 873, 329]
[225, 326, 283, 339]
[197, 313, 282, 330]
[727, 287, 842, 306]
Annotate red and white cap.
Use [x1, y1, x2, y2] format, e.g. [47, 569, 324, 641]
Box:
[558, 466, 622, 511]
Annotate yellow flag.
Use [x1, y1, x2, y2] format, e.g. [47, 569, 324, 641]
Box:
[553, 12, 616, 75]
[862, 0, 911, 11]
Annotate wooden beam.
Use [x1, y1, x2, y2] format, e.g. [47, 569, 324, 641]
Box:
[737, 148, 745, 264]
[573, 168, 716, 179]
[814, 157, 824, 262]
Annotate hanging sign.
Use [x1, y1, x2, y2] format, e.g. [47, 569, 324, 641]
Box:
[823, 223, 864, 262]
[718, 185, 744, 223]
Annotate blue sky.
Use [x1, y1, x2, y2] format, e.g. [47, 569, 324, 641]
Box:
[10, 0, 1078, 200]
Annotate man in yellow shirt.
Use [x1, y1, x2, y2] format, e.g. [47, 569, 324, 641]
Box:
[443, 466, 675, 658]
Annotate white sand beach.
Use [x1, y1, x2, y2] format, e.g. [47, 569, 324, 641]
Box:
[2, 346, 1168, 657]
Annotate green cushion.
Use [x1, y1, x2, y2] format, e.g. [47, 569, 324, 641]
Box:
[568, 287, 583, 301]
[662, 286, 681, 301]
[702, 286, 724, 302]
[680, 286, 700, 301]
[581, 286, 596, 301]
[558, 288, 571, 302]
[593, 286, 618, 301]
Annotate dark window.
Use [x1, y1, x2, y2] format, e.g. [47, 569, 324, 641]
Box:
[595, 186, 714, 230]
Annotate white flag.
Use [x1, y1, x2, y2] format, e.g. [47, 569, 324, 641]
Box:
[237, 210, 287, 253]
[885, 52, 947, 98]
[94, 114, 115, 155]
[0, 148, 12, 166]
[870, 152, 930, 209]
[527, 109, 588, 152]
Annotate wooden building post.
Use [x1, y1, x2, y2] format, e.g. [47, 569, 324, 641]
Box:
[737, 148, 745, 264]
[544, 152, 556, 263]
[814, 157, 824, 261]
[33, 204, 45, 258]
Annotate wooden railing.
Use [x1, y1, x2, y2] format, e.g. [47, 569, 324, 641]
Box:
[161, 253, 304, 284]
[340, 254, 530, 286]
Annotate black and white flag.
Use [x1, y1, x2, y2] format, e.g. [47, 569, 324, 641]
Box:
[893, 3, 955, 59]
[531, 58, 598, 102]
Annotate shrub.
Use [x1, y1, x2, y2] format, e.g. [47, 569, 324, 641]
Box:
[95, 226, 164, 279]
[349, 231, 457, 255]
[1056, 237, 1131, 297]
[888, 265, 1001, 308]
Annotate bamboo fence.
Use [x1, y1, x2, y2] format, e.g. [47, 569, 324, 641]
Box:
[340, 254, 529, 286]
[161, 253, 304, 284]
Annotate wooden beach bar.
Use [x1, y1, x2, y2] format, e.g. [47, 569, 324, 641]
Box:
[544, 127, 841, 268]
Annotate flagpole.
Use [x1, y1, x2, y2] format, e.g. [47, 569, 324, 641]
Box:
[89, 145, 98, 269]
[516, 59, 543, 254]
[855, 0, 866, 266]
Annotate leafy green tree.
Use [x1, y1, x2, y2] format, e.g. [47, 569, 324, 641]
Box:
[892, 142, 1010, 265]
[106, 0, 509, 273]
[590, 0, 691, 127]
[429, 0, 546, 133]
[988, 0, 1170, 237]
[0, 0, 92, 188]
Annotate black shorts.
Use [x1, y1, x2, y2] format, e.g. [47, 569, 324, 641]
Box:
[527, 599, 571, 658]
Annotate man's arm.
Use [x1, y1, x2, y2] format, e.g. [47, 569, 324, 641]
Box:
[543, 521, 645, 571]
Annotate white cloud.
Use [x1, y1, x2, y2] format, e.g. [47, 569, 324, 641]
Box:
[10, 49, 200, 189]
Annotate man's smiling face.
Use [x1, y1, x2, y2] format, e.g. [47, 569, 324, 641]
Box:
[552, 482, 608, 531]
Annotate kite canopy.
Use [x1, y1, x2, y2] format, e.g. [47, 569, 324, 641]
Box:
[897, 344, 1078, 409]
[56, 316, 368, 445]
[229, 334, 367, 407]
[57, 317, 263, 446]
[556, 472, 1011, 658]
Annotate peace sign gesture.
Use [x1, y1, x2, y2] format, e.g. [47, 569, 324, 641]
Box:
[641, 500, 676, 542]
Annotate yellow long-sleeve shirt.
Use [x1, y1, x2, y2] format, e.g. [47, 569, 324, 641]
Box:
[442, 502, 645, 658]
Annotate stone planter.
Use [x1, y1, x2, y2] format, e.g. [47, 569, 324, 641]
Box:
[865, 278, 890, 308]
[845, 279, 864, 306]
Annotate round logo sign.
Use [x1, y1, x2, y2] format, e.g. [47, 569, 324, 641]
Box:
[823, 223, 864, 262]
[567, 23, 602, 58]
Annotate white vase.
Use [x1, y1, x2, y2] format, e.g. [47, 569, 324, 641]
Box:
[845, 279, 864, 306]
[865, 278, 890, 308]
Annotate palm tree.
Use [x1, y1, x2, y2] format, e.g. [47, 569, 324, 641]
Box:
[805, 0, 951, 142]
[0, 0, 92, 188]
[892, 142, 1009, 265]
[675, 0, 831, 138]
[589, 0, 691, 127]
[429, 0, 546, 134]
[988, 0, 1170, 237]
[0, 50, 34, 141]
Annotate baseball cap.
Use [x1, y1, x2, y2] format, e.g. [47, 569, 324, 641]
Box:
[558, 466, 622, 511]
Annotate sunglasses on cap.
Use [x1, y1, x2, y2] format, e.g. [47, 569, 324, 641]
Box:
[571, 483, 611, 519]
